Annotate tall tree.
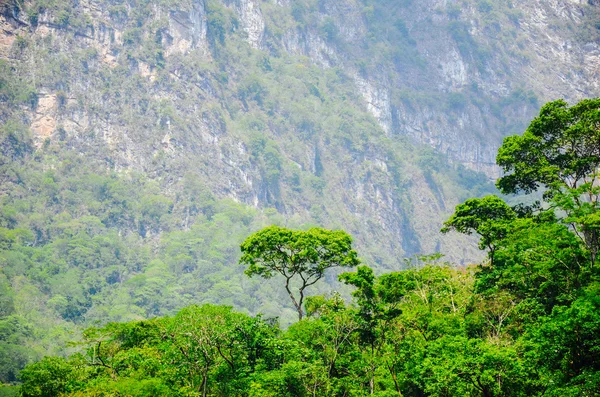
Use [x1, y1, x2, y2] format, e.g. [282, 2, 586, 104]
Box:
[240, 226, 359, 320]
[496, 98, 600, 265]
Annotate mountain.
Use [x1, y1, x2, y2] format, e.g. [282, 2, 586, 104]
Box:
[0, 0, 598, 382]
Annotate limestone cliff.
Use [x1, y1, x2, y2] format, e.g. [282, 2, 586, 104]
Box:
[0, 0, 598, 267]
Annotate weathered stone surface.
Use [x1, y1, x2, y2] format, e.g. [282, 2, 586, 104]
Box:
[1, 0, 598, 266]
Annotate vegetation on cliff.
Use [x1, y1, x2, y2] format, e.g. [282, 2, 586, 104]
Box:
[1, 0, 599, 393]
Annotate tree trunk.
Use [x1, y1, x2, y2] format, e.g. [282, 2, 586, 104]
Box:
[388, 364, 403, 397]
[285, 277, 303, 320]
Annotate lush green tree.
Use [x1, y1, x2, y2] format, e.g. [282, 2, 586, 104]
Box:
[496, 98, 600, 265]
[442, 98, 600, 395]
[165, 304, 279, 396]
[420, 336, 534, 397]
[338, 260, 472, 396]
[240, 226, 359, 320]
[284, 295, 359, 396]
[339, 265, 402, 394]
[497, 98, 600, 195]
[441, 195, 516, 263]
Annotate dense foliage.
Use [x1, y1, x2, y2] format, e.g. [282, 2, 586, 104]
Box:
[14, 257, 600, 396]
[11, 98, 600, 396]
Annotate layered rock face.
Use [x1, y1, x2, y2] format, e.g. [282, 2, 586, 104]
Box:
[277, 0, 599, 177]
[0, 0, 598, 265]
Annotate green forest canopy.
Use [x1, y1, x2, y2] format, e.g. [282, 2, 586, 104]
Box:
[7, 98, 600, 396]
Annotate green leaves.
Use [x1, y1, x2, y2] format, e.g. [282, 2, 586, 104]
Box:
[525, 285, 600, 395]
[496, 98, 600, 264]
[497, 98, 600, 195]
[441, 98, 600, 396]
[442, 195, 516, 260]
[19, 357, 75, 397]
[445, 99, 600, 305]
[14, 258, 600, 397]
[17, 306, 280, 397]
[241, 226, 359, 320]
[241, 226, 359, 276]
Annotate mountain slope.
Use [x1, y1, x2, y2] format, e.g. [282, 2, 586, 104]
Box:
[0, 0, 598, 382]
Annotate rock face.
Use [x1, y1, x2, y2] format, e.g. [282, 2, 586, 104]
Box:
[166, 0, 209, 55]
[0, 0, 598, 266]
[353, 75, 393, 136]
[30, 94, 58, 143]
[276, 0, 599, 177]
[235, 0, 264, 49]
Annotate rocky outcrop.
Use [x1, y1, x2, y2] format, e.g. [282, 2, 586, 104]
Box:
[238, 0, 264, 49]
[225, 0, 264, 49]
[354, 75, 393, 136]
[30, 94, 58, 144]
[511, 0, 600, 100]
[166, 0, 209, 55]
